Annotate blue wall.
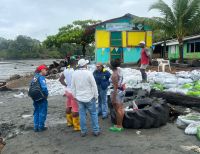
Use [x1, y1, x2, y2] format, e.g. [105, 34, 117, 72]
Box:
[123, 47, 141, 63]
[95, 47, 141, 64]
[96, 48, 110, 63]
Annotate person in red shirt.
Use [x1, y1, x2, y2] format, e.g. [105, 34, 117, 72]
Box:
[139, 41, 151, 82]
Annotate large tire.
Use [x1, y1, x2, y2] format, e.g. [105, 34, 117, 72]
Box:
[110, 97, 169, 129]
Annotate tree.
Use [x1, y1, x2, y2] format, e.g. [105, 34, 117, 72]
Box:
[43, 20, 101, 57]
[149, 0, 200, 62]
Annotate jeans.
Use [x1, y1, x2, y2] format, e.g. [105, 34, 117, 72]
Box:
[78, 98, 100, 134]
[33, 99, 48, 130]
[98, 87, 108, 117]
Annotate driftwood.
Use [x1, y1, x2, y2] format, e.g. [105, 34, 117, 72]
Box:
[48, 60, 67, 75]
[150, 90, 200, 107]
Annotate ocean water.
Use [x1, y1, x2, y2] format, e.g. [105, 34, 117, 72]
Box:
[0, 59, 60, 81]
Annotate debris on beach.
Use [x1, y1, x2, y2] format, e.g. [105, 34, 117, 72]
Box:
[181, 145, 200, 153]
[13, 92, 26, 98]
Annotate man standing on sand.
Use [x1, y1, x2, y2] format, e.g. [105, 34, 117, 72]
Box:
[139, 41, 151, 82]
[93, 63, 111, 119]
[30, 64, 49, 132]
[71, 59, 100, 137]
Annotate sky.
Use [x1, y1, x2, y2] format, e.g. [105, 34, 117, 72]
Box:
[0, 0, 171, 41]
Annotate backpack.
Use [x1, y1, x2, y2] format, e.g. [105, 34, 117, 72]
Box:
[28, 76, 47, 102]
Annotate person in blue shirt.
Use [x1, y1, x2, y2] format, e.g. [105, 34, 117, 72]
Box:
[31, 64, 49, 132]
[93, 63, 111, 119]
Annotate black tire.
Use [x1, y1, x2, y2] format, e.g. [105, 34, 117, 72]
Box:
[110, 97, 169, 129]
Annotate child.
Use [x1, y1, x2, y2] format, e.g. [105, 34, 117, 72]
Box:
[30, 64, 49, 132]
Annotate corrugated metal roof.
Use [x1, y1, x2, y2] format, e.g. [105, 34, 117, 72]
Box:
[154, 34, 200, 46]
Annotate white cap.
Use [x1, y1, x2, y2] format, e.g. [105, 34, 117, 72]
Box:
[139, 41, 146, 45]
[78, 59, 89, 67]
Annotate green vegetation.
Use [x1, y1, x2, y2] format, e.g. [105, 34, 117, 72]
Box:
[152, 83, 165, 91]
[43, 20, 100, 57]
[0, 20, 99, 60]
[135, 0, 200, 63]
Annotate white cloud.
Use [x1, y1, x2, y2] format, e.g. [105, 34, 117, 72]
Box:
[0, 0, 172, 41]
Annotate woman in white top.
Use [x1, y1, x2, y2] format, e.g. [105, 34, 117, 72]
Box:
[59, 58, 80, 131]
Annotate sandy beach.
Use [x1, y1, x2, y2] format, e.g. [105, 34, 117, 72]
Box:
[0, 81, 200, 154]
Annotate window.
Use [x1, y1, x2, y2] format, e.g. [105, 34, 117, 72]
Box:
[191, 43, 195, 52]
[110, 32, 122, 47]
[187, 42, 200, 53]
[195, 42, 200, 52]
[171, 45, 176, 54]
[187, 43, 195, 53]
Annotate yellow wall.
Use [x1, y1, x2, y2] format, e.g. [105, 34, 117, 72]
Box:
[95, 30, 110, 48]
[127, 32, 146, 46]
[146, 31, 152, 47]
[95, 30, 152, 48]
[122, 31, 127, 47]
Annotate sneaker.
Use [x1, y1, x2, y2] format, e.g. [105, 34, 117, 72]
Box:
[93, 132, 100, 137]
[38, 127, 48, 132]
[80, 132, 87, 137]
[109, 126, 124, 132]
[34, 129, 39, 132]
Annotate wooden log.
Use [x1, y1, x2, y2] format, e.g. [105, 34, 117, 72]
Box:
[150, 90, 200, 107]
[0, 81, 6, 87]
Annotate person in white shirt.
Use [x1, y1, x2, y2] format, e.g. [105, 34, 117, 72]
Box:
[59, 58, 80, 131]
[71, 59, 100, 137]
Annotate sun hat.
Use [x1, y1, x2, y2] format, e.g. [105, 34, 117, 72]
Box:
[36, 64, 48, 72]
[78, 59, 89, 67]
[139, 41, 146, 45]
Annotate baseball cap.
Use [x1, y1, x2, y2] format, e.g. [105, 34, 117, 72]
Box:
[139, 41, 146, 45]
[36, 64, 48, 72]
[78, 59, 89, 67]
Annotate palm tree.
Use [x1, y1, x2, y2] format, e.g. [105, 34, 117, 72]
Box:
[149, 0, 200, 62]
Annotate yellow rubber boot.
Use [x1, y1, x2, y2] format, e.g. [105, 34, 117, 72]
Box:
[72, 117, 81, 131]
[66, 113, 73, 127]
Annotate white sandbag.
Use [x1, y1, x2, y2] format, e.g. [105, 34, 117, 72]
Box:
[178, 113, 200, 125]
[164, 78, 177, 84]
[176, 71, 192, 79]
[177, 78, 193, 85]
[191, 70, 200, 81]
[185, 122, 200, 135]
[164, 84, 177, 89]
[176, 117, 188, 129]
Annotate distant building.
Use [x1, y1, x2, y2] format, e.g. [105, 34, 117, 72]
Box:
[86, 14, 153, 64]
[153, 34, 200, 60]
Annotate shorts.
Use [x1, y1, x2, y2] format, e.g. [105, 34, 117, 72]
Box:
[140, 64, 148, 69]
[110, 90, 125, 104]
[65, 91, 79, 113]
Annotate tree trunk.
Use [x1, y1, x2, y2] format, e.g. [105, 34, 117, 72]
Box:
[82, 44, 86, 57]
[178, 38, 184, 63]
[163, 40, 166, 58]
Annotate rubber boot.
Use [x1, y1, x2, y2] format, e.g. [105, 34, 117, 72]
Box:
[66, 113, 73, 127]
[72, 116, 81, 131]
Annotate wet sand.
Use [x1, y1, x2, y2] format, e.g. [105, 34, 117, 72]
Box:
[0, 89, 199, 154]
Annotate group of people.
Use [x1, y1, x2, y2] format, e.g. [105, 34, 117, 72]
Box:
[30, 41, 151, 137]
